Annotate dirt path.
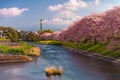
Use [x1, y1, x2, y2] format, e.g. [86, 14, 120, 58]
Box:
[0, 54, 33, 63]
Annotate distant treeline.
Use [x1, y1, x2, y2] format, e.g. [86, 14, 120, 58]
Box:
[0, 26, 19, 42]
[0, 26, 54, 42]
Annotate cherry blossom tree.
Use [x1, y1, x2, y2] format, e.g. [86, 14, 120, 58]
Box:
[40, 6, 120, 47]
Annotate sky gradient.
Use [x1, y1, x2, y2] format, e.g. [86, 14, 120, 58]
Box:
[0, 0, 120, 31]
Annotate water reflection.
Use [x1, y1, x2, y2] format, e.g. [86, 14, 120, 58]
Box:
[46, 76, 63, 80]
[69, 50, 120, 80]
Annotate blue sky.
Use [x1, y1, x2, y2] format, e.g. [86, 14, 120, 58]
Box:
[0, 0, 120, 31]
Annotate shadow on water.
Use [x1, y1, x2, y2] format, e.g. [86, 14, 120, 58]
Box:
[46, 75, 63, 80]
[0, 44, 120, 80]
[69, 50, 120, 80]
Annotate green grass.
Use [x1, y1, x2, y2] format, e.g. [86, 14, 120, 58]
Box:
[62, 42, 120, 59]
[0, 45, 24, 54]
[38, 40, 62, 45]
[0, 38, 10, 42]
[0, 42, 35, 55]
[62, 42, 79, 49]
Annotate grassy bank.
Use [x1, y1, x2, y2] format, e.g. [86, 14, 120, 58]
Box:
[63, 42, 120, 59]
[0, 42, 40, 56]
[38, 40, 120, 59]
[38, 40, 62, 45]
[0, 38, 10, 42]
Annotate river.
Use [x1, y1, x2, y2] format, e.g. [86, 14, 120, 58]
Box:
[0, 44, 120, 80]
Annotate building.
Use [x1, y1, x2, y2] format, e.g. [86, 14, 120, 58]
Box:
[0, 30, 6, 38]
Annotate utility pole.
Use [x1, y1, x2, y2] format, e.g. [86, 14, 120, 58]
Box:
[40, 19, 42, 32]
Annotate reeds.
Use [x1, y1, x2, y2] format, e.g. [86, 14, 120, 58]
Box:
[24, 47, 40, 56]
[45, 66, 63, 76]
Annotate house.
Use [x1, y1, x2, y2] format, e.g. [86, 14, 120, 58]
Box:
[0, 30, 6, 38]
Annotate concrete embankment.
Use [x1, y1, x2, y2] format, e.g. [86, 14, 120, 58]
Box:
[0, 54, 33, 63]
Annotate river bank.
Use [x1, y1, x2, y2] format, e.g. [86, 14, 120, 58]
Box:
[0, 41, 40, 63]
[0, 41, 40, 56]
[65, 47, 120, 64]
[0, 54, 33, 63]
[37, 40, 120, 64]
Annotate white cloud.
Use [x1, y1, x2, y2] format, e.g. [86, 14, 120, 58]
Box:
[43, 18, 71, 25]
[46, 0, 101, 25]
[48, 4, 62, 11]
[43, 10, 81, 25]
[46, 0, 87, 25]
[0, 7, 28, 17]
[95, 0, 100, 5]
[48, 0, 88, 11]
[54, 10, 81, 20]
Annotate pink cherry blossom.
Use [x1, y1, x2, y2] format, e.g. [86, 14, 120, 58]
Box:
[40, 6, 120, 44]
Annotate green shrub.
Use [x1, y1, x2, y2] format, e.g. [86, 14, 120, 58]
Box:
[6, 27, 19, 42]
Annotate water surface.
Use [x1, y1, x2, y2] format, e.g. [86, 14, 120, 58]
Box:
[0, 44, 120, 80]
